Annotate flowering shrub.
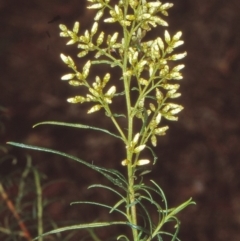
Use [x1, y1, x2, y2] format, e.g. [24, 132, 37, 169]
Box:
[9, 1, 195, 240]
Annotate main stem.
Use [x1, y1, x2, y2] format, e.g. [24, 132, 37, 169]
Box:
[122, 5, 138, 240]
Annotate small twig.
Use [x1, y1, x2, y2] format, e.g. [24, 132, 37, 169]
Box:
[0, 182, 32, 241]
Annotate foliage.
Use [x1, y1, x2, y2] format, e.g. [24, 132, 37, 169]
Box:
[8, 0, 195, 240]
[0, 108, 77, 241]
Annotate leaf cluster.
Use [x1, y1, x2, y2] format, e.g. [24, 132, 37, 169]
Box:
[7, 142, 195, 241]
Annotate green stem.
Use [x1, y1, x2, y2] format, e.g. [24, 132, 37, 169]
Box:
[103, 104, 127, 143]
[121, 3, 138, 241]
[33, 168, 43, 241]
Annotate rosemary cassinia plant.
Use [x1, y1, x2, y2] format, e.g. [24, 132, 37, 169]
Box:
[9, 0, 195, 240]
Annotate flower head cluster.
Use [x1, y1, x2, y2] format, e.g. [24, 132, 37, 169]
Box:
[59, 0, 186, 152]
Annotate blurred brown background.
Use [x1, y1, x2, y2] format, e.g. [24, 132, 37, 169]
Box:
[1, 0, 240, 240]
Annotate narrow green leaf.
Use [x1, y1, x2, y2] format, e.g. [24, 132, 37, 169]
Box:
[125, 198, 141, 208]
[167, 198, 196, 217]
[136, 199, 153, 236]
[93, 165, 128, 188]
[150, 180, 168, 215]
[169, 216, 180, 241]
[145, 145, 158, 164]
[117, 235, 130, 241]
[7, 142, 127, 188]
[140, 195, 163, 225]
[110, 199, 126, 214]
[88, 184, 126, 200]
[134, 184, 153, 203]
[33, 221, 127, 240]
[156, 231, 181, 241]
[70, 201, 127, 217]
[126, 222, 150, 235]
[33, 121, 122, 140]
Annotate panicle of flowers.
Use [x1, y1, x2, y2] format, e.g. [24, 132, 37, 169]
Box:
[59, 0, 186, 148]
